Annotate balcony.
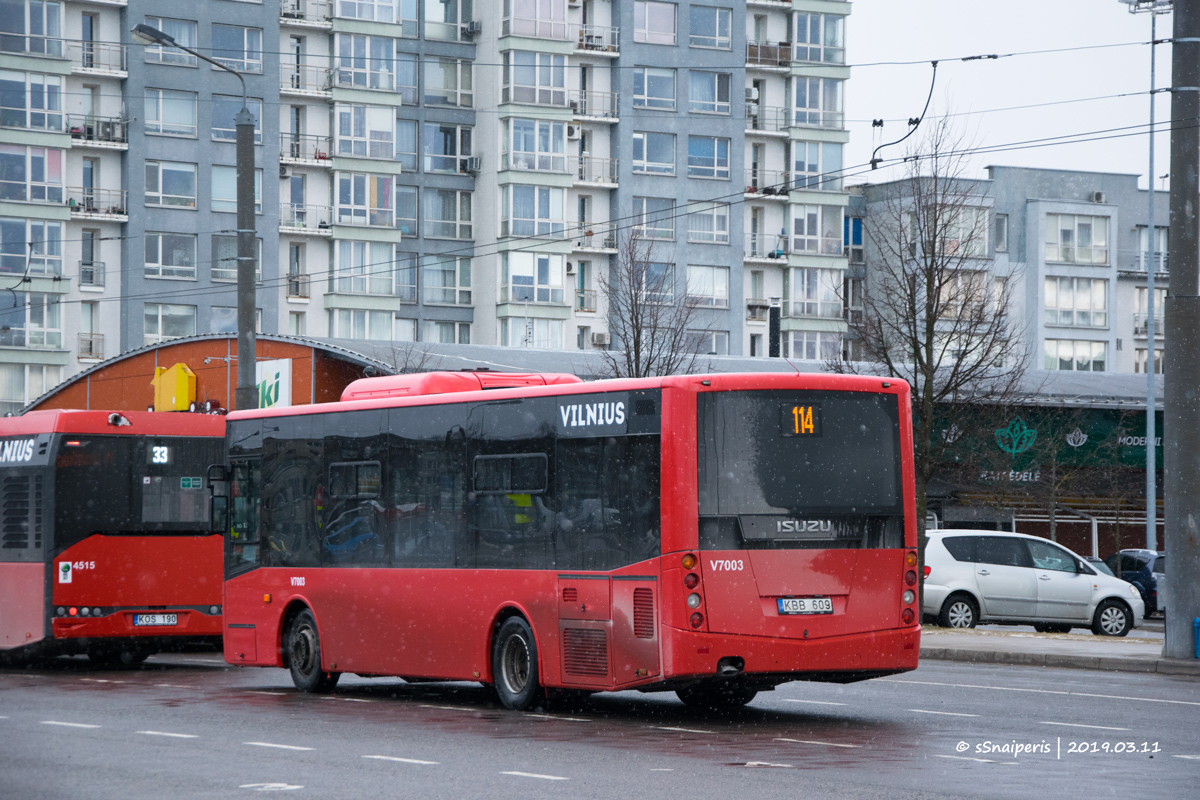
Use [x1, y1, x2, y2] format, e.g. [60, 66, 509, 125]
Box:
[0, 34, 64, 59]
[569, 90, 619, 121]
[280, 132, 334, 165]
[281, 0, 333, 27]
[784, 301, 844, 321]
[66, 187, 127, 219]
[68, 40, 127, 75]
[792, 109, 845, 131]
[572, 25, 619, 56]
[279, 203, 333, 235]
[575, 289, 597, 313]
[287, 273, 311, 299]
[571, 156, 618, 186]
[502, 151, 568, 174]
[746, 41, 790, 69]
[78, 260, 105, 289]
[1129, 252, 1169, 274]
[744, 104, 790, 136]
[746, 298, 771, 321]
[744, 168, 790, 197]
[744, 233, 788, 261]
[67, 115, 127, 148]
[281, 63, 333, 98]
[503, 16, 570, 40]
[78, 333, 104, 361]
[573, 225, 619, 253]
[1133, 312, 1165, 337]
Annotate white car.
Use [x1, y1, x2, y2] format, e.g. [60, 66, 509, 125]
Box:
[923, 530, 1144, 637]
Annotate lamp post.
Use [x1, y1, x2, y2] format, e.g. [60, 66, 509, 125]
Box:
[131, 24, 258, 411]
[1119, 0, 1171, 551]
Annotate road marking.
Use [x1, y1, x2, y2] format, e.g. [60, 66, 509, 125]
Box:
[244, 742, 315, 751]
[338, 698, 373, 703]
[80, 679, 128, 684]
[650, 769, 674, 772]
[910, 709, 980, 717]
[655, 726, 713, 734]
[1173, 755, 1200, 760]
[784, 699, 846, 706]
[882, 679, 1200, 707]
[138, 731, 199, 739]
[936, 754, 1017, 765]
[502, 771, 569, 781]
[239, 783, 302, 792]
[1040, 721, 1131, 732]
[42, 721, 100, 729]
[741, 761, 793, 768]
[245, 691, 289, 696]
[154, 684, 197, 690]
[776, 738, 860, 749]
[363, 755, 438, 765]
[419, 704, 475, 712]
[528, 713, 590, 722]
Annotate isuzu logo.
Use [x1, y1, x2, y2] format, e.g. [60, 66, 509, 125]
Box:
[777, 519, 833, 533]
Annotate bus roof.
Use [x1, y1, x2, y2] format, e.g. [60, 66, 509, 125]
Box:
[0, 409, 226, 438]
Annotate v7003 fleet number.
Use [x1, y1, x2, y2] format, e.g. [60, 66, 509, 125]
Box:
[709, 559, 744, 571]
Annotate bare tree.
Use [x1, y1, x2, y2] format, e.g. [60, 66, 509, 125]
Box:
[377, 341, 440, 375]
[831, 119, 1030, 553]
[599, 229, 714, 378]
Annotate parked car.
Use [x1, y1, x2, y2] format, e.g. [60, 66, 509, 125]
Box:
[924, 530, 1144, 636]
[1104, 549, 1166, 616]
[1084, 556, 1114, 577]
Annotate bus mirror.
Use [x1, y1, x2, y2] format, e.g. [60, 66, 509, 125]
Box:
[207, 463, 230, 483]
[210, 495, 229, 533]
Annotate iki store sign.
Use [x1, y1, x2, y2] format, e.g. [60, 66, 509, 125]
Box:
[255, 359, 292, 409]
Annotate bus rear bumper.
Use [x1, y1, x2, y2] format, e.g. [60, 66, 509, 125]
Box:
[52, 609, 223, 640]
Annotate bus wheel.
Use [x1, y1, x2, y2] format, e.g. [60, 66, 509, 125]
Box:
[287, 609, 340, 693]
[88, 647, 149, 667]
[676, 683, 758, 710]
[492, 617, 543, 711]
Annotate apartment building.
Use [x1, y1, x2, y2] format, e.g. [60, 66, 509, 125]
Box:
[0, 0, 854, 412]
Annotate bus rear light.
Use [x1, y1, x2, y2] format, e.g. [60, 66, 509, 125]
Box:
[684, 573, 699, 589]
[68, 607, 78, 616]
[56, 607, 65, 617]
[902, 608, 915, 625]
[81, 608, 90, 616]
[905, 551, 918, 567]
[263, 594, 272, 603]
[681, 553, 697, 570]
[686, 593, 702, 609]
[210, 605, 221, 615]
[689, 612, 704, 628]
[905, 570, 917, 586]
[903, 590, 915, 605]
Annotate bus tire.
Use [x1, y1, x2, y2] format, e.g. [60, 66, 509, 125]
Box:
[287, 609, 340, 693]
[492, 616, 542, 711]
[676, 683, 758, 710]
[88, 647, 149, 667]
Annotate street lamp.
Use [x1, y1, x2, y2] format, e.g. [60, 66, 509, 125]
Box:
[1119, 0, 1171, 551]
[131, 24, 259, 411]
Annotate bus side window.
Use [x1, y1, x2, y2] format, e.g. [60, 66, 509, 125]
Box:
[228, 461, 261, 572]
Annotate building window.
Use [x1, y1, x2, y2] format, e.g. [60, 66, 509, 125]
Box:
[501, 317, 563, 349]
[689, 6, 731, 49]
[844, 216, 863, 264]
[211, 166, 262, 214]
[211, 307, 262, 335]
[1, 0, 62, 57]
[938, 270, 989, 319]
[395, 118, 418, 171]
[145, 161, 196, 208]
[687, 136, 729, 179]
[424, 188, 472, 239]
[212, 95, 262, 143]
[792, 204, 842, 255]
[1045, 277, 1107, 327]
[396, 185, 417, 236]
[395, 52, 418, 105]
[633, 196, 674, 239]
[0, 70, 62, 131]
[336, 104, 395, 159]
[793, 12, 844, 64]
[144, 233, 196, 279]
[212, 24, 262, 73]
[687, 202, 730, 244]
[288, 311, 305, 336]
[1135, 348, 1164, 374]
[505, 118, 566, 172]
[1136, 224, 1168, 272]
[686, 265, 729, 307]
[502, 185, 565, 238]
[994, 212, 1008, 252]
[336, 172, 394, 227]
[143, 303, 196, 345]
[793, 77, 843, 129]
[789, 267, 842, 318]
[844, 275, 864, 323]
[394, 253, 417, 303]
[686, 329, 729, 355]
[637, 261, 674, 304]
[423, 122, 472, 173]
[503, 252, 564, 304]
[422, 255, 471, 305]
[337, 0, 408, 28]
[335, 239, 396, 295]
[1046, 213, 1109, 265]
[503, 0, 567, 39]
[786, 331, 841, 360]
[792, 141, 842, 191]
[0, 363, 61, 416]
[330, 308, 394, 340]
[0, 291, 60, 349]
[0, 144, 62, 203]
[632, 131, 674, 175]
[634, 1, 677, 45]
[211, 235, 262, 283]
[426, 320, 471, 344]
[425, 57, 473, 107]
[1045, 339, 1107, 372]
[503, 51, 566, 106]
[144, 89, 196, 137]
[144, 17, 196, 65]
[688, 71, 731, 114]
[633, 67, 675, 110]
[425, 0, 472, 41]
[1, 218, 60, 276]
[336, 34, 396, 90]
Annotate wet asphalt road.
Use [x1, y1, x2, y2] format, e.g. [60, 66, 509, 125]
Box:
[1, 653, 1196, 799]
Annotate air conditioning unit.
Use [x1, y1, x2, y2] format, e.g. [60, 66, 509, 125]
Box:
[462, 20, 481, 38]
[1091, 190, 1106, 203]
[569, 99, 580, 114]
[98, 120, 115, 141]
[569, 0, 581, 5]
[566, 261, 575, 274]
[591, 331, 609, 347]
[567, 123, 581, 140]
[745, 87, 759, 101]
[464, 156, 482, 173]
[279, 164, 289, 178]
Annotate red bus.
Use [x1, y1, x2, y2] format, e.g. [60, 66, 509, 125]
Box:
[0, 410, 226, 665]
[220, 371, 919, 709]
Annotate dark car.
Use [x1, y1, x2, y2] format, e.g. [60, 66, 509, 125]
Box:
[1105, 549, 1165, 616]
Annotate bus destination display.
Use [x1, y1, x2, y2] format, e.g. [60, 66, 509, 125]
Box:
[781, 403, 822, 437]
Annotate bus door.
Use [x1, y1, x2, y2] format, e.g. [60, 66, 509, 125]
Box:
[224, 458, 261, 662]
[611, 576, 660, 684]
[556, 574, 612, 686]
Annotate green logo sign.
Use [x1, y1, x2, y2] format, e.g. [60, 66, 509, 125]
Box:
[995, 417, 1037, 454]
[181, 477, 203, 490]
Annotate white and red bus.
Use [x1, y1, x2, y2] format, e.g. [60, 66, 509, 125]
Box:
[0, 410, 226, 665]
[219, 371, 919, 709]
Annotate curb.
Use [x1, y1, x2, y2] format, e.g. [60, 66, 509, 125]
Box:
[920, 646, 1200, 677]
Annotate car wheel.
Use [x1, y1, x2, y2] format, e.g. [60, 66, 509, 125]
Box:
[287, 609, 340, 692]
[676, 683, 758, 710]
[1092, 600, 1132, 637]
[492, 616, 543, 711]
[1033, 623, 1072, 634]
[938, 594, 978, 629]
